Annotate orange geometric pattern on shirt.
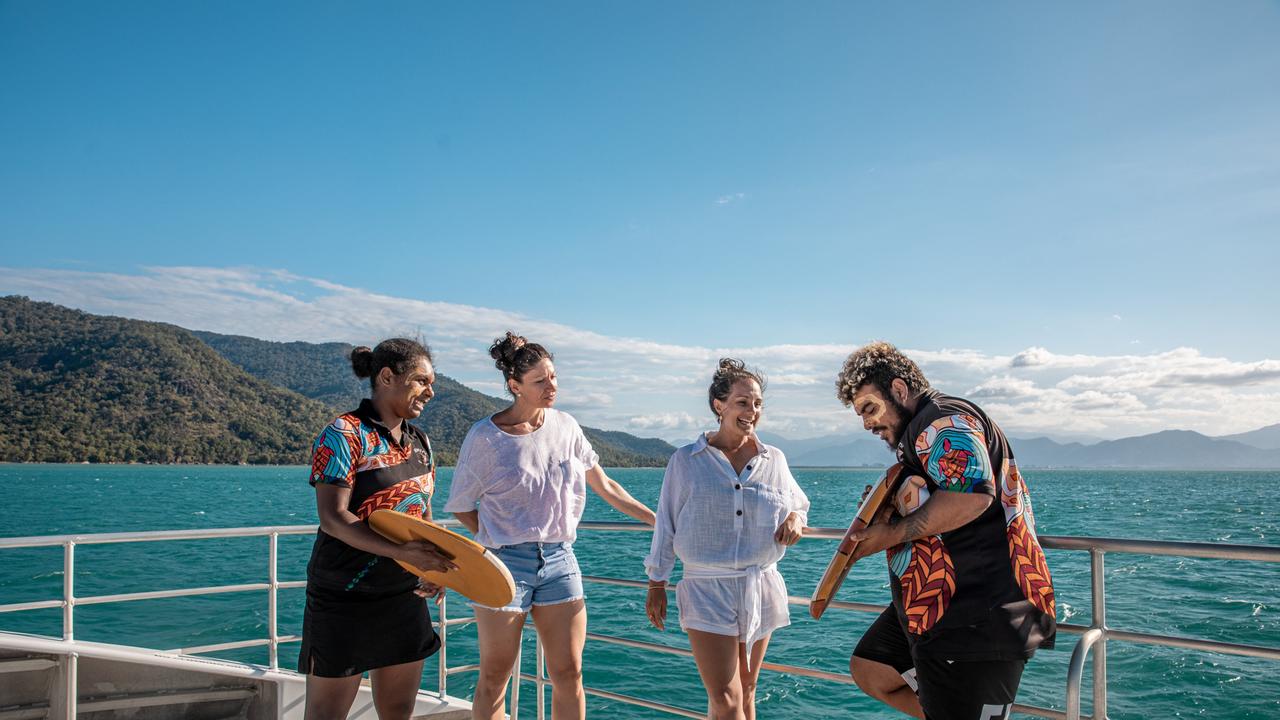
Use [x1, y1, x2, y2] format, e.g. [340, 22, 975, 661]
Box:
[355, 476, 429, 521]
[900, 535, 956, 635]
[355, 440, 413, 474]
[1008, 514, 1055, 617]
[311, 445, 335, 482]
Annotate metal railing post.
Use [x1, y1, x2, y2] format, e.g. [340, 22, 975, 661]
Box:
[63, 541, 77, 719]
[63, 541, 75, 641]
[536, 631, 547, 720]
[1090, 548, 1108, 719]
[63, 652, 78, 720]
[510, 640, 522, 720]
[1066, 629, 1105, 720]
[438, 592, 448, 698]
[268, 532, 279, 670]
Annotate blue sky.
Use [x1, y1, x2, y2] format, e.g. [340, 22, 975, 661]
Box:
[2, 2, 1279, 440]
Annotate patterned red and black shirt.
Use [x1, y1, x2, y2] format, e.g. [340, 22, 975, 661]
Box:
[306, 399, 435, 593]
[888, 390, 1056, 661]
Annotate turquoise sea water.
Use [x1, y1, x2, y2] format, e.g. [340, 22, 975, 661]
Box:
[1, 465, 1277, 719]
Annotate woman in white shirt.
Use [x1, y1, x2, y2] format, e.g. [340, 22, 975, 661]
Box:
[445, 332, 656, 720]
[644, 359, 810, 720]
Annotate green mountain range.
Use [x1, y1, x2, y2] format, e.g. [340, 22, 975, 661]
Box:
[0, 296, 674, 466]
[193, 329, 674, 466]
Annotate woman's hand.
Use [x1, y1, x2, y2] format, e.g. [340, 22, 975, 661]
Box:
[413, 578, 445, 604]
[646, 583, 668, 630]
[774, 512, 804, 546]
[395, 540, 457, 573]
[587, 465, 657, 525]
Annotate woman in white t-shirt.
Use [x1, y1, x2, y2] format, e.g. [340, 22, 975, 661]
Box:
[445, 332, 656, 720]
[644, 359, 810, 720]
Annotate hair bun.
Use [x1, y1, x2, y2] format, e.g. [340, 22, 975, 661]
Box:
[350, 346, 376, 378]
[707, 357, 766, 417]
[487, 331, 553, 389]
[716, 357, 745, 374]
[488, 331, 527, 372]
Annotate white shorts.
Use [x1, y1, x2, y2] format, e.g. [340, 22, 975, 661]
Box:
[675, 567, 791, 643]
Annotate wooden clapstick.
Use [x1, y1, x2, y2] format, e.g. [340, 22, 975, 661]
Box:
[809, 463, 906, 620]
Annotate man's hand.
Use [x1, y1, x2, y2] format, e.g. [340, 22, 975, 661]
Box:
[774, 512, 804, 546]
[646, 584, 668, 630]
[395, 540, 457, 573]
[847, 509, 903, 562]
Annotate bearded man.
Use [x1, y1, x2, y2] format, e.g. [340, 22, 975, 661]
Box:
[836, 341, 1056, 720]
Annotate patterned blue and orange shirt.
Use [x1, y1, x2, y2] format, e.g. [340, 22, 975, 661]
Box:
[888, 390, 1056, 661]
[305, 399, 435, 593]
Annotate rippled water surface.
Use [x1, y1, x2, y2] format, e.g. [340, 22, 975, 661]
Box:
[1, 465, 1277, 718]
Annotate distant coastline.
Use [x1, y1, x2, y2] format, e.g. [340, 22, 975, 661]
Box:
[761, 427, 1280, 470]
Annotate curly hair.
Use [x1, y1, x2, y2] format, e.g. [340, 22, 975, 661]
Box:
[835, 341, 929, 407]
[708, 358, 767, 417]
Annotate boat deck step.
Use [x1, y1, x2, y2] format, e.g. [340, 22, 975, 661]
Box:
[0, 704, 48, 720]
[79, 686, 257, 712]
[0, 657, 57, 675]
[0, 687, 256, 720]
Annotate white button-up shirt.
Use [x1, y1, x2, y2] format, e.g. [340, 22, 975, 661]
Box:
[443, 409, 600, 548]
[644, 433, 811, 582]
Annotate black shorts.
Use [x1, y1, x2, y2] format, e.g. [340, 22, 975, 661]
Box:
[853, 607, 1026, 720]
[298, 582, 440, 678]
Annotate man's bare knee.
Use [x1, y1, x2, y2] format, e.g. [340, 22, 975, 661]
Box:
[850, 655, 901, 700]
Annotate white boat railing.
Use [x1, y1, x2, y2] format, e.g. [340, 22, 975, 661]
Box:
[1, 522, 1277, 720]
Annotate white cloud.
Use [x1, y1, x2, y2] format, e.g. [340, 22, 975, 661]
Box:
[3, 265, 1279, 442]
[626, 412, 702, 432]
[715, 192, 746, 205]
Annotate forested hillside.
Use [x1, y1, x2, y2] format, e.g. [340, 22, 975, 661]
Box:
[0, 297, 331, 463]
[195, 330, 674, 466]
[0, 297, 675, 466]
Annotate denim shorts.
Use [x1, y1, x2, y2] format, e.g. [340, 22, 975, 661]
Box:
[478, 542, 584, 613]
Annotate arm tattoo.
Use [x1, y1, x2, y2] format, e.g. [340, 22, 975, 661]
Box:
[895, 500, 935, 542]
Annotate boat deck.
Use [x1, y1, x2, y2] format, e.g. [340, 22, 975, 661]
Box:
[0, 633, 470, 720]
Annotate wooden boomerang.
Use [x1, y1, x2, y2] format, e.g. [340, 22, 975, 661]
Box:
[368, 509, 517, 608]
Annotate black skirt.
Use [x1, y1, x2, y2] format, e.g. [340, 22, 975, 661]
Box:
[297, 582, 441, 678]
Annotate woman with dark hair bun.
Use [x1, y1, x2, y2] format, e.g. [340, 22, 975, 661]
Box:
[445, 331, 656, 720]
[300, 337, 455, 720]
[644, 358, 810, 720]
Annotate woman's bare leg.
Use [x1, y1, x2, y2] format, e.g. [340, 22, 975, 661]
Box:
[303, 661, 361, 720]
[736, 635, 770, 720]
[369, 658, 427, 720]
[472, 608, 527, 720]
[530, 599, 587, 720]
[688, 628, 745, 720]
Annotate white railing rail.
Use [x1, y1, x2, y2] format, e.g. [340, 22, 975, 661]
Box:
[2, 522, 1277, 720]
